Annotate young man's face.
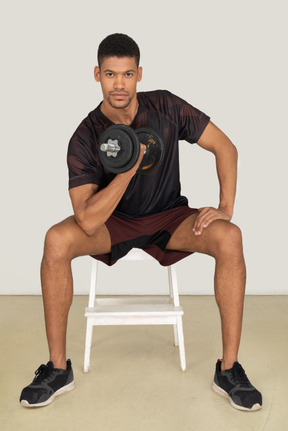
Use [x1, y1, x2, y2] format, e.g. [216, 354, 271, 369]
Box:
[94, 56, 142, 110]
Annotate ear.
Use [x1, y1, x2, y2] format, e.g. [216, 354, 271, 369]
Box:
[137, 66, 143, 83]
[94, 66, 100, 82]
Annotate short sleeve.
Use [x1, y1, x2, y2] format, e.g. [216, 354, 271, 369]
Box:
[168, 92, 210, 143]
[67, 119, 105, 189]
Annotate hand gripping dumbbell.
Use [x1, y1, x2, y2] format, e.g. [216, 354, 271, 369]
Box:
[98, 125, 164, 174]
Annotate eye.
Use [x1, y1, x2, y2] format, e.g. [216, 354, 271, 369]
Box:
[106, 72, 114, 77]
[125, 72, 133, 78]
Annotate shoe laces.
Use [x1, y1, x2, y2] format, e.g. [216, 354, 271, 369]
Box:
[233, 362, 251, 386]
[33, 363, 52, 382]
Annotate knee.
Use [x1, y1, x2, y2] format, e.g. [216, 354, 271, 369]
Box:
[224, 222, 243, 249]
[212, 221, 244, 257]
[43, 223, 73, 264]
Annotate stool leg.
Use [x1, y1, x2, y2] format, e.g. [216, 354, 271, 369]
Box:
[177, 316, 186, 371]
[168, 265, 181, 347]
[84, 260, 98, 372]
[173, 324, 179, 346]
[84, 318, 93, 372]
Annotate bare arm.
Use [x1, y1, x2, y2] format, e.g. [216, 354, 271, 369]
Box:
[69, 144, 146, 236]
[193, 121, 238, 235]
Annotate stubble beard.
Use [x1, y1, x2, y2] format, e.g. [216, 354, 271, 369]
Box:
[107, 95, 133, 110]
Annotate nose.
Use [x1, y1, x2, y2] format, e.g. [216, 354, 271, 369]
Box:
[114, 74, 124, 90]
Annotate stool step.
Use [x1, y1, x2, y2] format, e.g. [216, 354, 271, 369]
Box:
[85, 303, 183, 317]
[92, 296, 174, 306]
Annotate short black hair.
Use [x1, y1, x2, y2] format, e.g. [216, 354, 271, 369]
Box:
[97, 33, 140, 67]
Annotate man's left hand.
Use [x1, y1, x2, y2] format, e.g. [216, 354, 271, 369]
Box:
[192, 207, 232, 236]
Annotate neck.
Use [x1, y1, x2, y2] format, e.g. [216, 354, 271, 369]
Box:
[100, 97, 139, 126]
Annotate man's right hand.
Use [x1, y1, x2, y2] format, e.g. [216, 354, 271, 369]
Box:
[127, 143, 146, 176]
[69, 143, 147, 236]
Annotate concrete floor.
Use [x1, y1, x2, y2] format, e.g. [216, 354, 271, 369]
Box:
[1, 295, 288, 431]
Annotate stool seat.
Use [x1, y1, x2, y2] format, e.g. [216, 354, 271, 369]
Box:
[83, 249, 186, 372]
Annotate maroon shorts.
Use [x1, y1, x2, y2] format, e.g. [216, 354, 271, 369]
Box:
[91, 206, 198, 267]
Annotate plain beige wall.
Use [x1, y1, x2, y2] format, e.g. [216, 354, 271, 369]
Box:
[1, 0, 287, 294]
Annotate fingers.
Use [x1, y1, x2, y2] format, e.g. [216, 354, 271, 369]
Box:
[140, 143, 146, 156]
[192, 207, 210, 236]
[135, 143, 146, 167]
[192, 207, 231, 236]
[128, 143, 146, 175]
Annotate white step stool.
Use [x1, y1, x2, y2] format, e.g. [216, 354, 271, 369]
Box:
[83, 248, 186, 372]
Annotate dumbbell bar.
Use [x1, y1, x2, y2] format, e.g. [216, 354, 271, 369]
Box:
[99, 125, 164, 174]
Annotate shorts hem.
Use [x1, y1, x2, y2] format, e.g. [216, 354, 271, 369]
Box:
[91, 206, 198, 266]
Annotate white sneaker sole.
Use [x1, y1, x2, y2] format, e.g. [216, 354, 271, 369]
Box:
[21, 380, 75, 408]
[212, 381, 262, 411]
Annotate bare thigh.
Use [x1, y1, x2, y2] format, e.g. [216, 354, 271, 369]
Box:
[45, 215, 111, 260]
[166, 213, 242, 257]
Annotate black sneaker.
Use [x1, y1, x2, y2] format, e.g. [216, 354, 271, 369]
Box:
[212, 360, 262, 411]
[20, 360, 74, 408]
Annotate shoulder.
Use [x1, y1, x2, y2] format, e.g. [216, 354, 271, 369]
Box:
[137, 90, 186, 113]
[71, 107, 101, 137]
[68, 106, 106, 152]
[69, 109, 94, 139]
[138, 89, 179, 103]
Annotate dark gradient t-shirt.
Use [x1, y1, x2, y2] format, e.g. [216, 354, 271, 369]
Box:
[67, 90, 210, 218]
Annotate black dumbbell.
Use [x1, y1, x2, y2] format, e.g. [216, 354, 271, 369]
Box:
[99, 125, 164, 174]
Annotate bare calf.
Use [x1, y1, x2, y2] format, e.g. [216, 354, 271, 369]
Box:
[167, 214, 246, 370]
[41, 216, 111, 369]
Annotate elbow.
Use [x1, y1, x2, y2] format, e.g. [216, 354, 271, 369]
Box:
[232, 142, 238, 161]
[223, 139, 238, 161]
[75, 213, 100, 237]
[82, 224, 98, 237]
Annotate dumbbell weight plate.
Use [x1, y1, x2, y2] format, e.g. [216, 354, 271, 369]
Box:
[99, 125, 140, 174]
[136, 128, 165, 174]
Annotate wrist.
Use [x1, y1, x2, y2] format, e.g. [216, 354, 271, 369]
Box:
[117, 168, 137, 182]
[218, 204, 233, 218]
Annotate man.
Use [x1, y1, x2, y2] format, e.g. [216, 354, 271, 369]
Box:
[20, 33, 262, 411]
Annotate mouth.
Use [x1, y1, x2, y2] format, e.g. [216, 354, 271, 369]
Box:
[110, 92, 128, 99]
